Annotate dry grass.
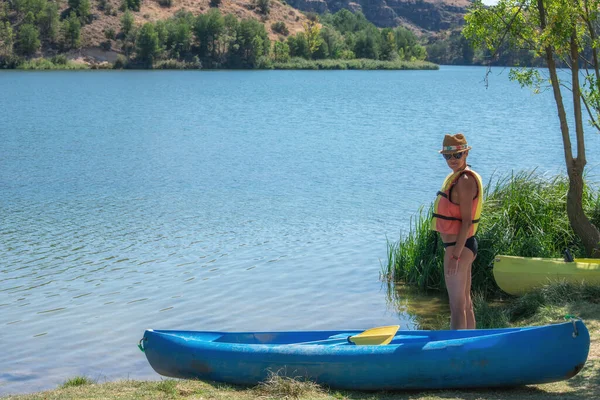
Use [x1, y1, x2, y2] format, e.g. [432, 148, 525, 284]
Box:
[71, 0, 310, 50]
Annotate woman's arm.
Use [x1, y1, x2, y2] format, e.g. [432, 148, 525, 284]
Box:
[452, 174, 478, 260]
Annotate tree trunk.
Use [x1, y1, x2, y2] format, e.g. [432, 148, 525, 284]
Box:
[567, 161, 600, 257]
[537, 0, 600, 257]
[568, 32, 600, 257]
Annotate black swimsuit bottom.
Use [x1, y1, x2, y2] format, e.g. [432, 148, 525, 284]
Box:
[443, 236, 478, 257]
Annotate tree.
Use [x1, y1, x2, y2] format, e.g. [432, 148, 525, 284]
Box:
[287, 33, 309, 59]
[62, 11, 81, 49]
[38, 1, 60, 41]
[271, 40, 290, 62]
[464, 0, 600, 257]
[354, 27, 380, 59]
[18, 23, 40, 55]
[121, 10, 134, 35]
[68, 0, 90, 23]
[380, 29, 397, 61]
[0, 22, 15, 56]
[123, 0, 142, 11]
[303, 18, 322, 59]
[255, 0, 270, 15]
[136, 23, 160, 65]
[195, 8, 224, 62]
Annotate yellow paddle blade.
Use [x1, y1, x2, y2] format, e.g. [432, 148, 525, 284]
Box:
[348, 325, 400, 345]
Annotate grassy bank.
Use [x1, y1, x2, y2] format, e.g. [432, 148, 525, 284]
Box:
[384, 171, 600, 296]
[271, 58, 439, 70]
[13, 57, 91, 70]
[3, 56, 438, 71]
[4, 282, 599, 399]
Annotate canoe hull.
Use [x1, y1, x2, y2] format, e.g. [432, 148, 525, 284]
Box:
[493, 255, 600, 296]
[142, 321, 589, 390]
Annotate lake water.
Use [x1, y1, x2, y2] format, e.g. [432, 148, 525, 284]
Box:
[1, 66, 599, 395]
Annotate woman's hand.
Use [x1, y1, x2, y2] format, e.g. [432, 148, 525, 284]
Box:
[446, 255, 460, 276]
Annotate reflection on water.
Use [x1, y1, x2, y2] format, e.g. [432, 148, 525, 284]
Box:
[387, 283, 450, 330]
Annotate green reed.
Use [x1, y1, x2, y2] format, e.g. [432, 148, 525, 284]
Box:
[385, 170, 600, 297]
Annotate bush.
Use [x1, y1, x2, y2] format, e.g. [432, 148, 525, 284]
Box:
[51, 54, 68, 64]
[113, 54, 128, 69]
[271, 21, 289, 36]
[255, 0, 270, 15]
[209, 0, 221, 7]
[104, 28, 116, 40]
[100, 40, 111, 51]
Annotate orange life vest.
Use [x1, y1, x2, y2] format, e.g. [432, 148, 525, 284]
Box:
[431, 169, 483, 236]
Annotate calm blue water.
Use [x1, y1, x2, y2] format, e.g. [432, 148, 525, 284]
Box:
[1, 67, 599, 395]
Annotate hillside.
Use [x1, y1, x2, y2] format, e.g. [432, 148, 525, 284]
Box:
[76, 0, 311, 53]
[285, 0, 472, 33]
[0, 0, 454, 68]
[62, 0, 468, 59]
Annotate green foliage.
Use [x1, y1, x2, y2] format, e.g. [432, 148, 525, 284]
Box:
[0, 21, 14, 56]
[158, 0, 172, 6]
[61, 376, 93, 388]
[37, 1, 60, 41]
[271, 21, 288, 36]
[14, 0, 46, 17]
[319, 26, 344, 59]
[321, 9, 370, 35]
[136, 23, 160, 66]
[17, 23, 40, 55]
[104, 28, 116, 40]
[209, 0, 221, 7]
[68, 0, 91, 23]
[255, 0, 270, 15]
[354, 27, 379, 59]
[287, 33, 309, 59]
[272, 57, 437, 70]
[113, 54, 128, 68]
[18, 57, 88, 69]
[0, 4, 441, 70]
[380, 29, 397, 61]
[271, 40, 290, 63]
[228, 18, 269, 68]
[123, 0, 142, 11]
[195, 8, 225, 62]
[121, 10, 134, 35]
[62, 11, 81, 49]
[303, 19, 322, 58]
[385, 171, 600, 296]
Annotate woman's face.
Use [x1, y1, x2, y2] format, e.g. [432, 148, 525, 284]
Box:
[443, 150, 468, 172]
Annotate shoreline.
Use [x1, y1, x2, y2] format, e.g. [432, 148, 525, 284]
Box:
[4, 292, 599, 400]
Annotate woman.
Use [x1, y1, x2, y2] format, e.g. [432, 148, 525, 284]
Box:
[432, 133, 483, 330]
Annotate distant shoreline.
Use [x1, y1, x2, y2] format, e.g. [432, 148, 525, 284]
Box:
[2, 57, 439, 71]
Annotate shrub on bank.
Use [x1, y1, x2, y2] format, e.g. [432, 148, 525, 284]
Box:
[385, 171, 600, 296]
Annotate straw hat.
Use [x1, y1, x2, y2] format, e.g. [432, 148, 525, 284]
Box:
[439, 133, 472, 154]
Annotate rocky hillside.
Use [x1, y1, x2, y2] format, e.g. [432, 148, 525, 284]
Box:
[80, 0, 310, 47]
[285, 0, 472, 33]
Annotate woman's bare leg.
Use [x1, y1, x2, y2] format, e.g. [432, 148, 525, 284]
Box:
[444, 247, 476, 330]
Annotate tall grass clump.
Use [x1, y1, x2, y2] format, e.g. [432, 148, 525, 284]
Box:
[255, 370, 324, 399]
[385, 171, 600, 297]
[61, 376, 94, 388]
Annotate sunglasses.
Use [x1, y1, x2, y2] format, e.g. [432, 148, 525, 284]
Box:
[443, 152, 464, 160]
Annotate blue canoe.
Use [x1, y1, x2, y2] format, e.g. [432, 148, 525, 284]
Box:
[141, 320, 589, 390]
